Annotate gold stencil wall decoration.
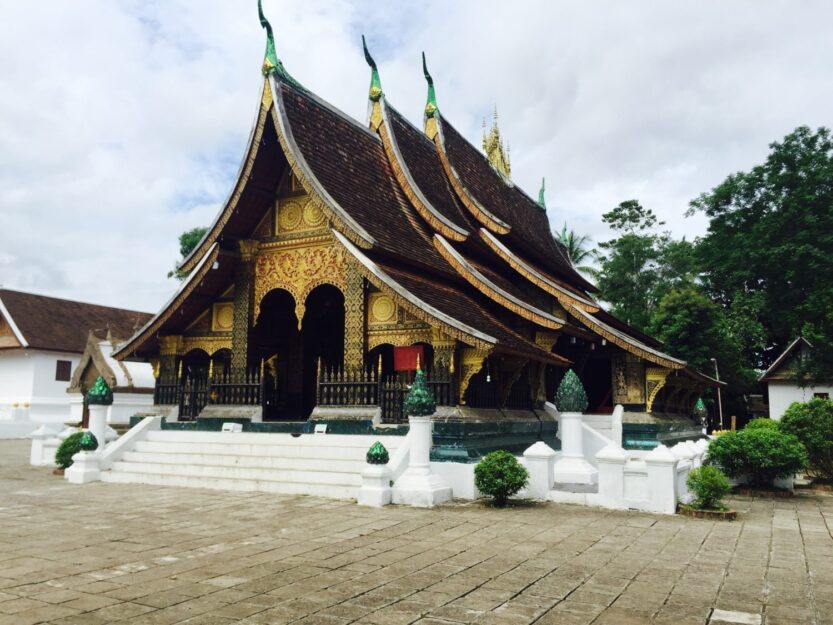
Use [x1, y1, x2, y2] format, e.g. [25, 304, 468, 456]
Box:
[367, 328, 432, 351]
[211, 303, 234, 332]
[181, 336, 232, 356]
[276, 194, 328, 234]
[369, 293, 396, 325]
[278, 199, 304, 232]
[253, 241, 347, 326]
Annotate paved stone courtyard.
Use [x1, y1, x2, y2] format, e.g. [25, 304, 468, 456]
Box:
[1, 440, 832, 625]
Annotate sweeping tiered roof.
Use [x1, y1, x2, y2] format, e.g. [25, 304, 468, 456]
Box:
[114, 18, 704, 380]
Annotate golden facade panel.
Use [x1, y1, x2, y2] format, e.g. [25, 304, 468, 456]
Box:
[211, 303, 234, 333]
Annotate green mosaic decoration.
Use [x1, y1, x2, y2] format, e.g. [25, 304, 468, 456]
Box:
[257, 0, 302, 87]
[694, 397, 708, 425]
[403, 368, 437, 417]
[79, 430, 99, 452]
[422, 52, 438, 118]
[362, 35, 383, 102]
[538, 177, 546, 209]
[555, 369, 588, 413]
[366, 441, 389, 465]
[86, 376, 113, 406]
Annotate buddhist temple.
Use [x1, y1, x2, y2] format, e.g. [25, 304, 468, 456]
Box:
[113, 2, 719, 452]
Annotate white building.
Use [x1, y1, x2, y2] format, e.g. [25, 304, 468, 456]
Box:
[760, 337, 833, 420]
[0, 289, 151, 436]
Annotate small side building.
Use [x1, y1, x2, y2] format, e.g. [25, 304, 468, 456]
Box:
[67, 331, 156, 426]
[0, 289, 151, 434]
[760, 337, 833, 420]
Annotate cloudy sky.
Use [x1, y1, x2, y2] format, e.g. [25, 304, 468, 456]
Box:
[1, 1, 831, 313]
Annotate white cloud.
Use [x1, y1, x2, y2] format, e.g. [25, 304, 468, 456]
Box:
[1, 0, 831, 312]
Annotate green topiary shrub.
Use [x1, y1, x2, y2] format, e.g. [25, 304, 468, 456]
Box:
[707, 428, 807, 488]
[745, 418, 777, 430]
[555, 369, 588, 413]
[402, 369, 436, 417]
[55, 431, 92, 469]
[474, 450, 529, 507]
[687, 465, 731, 510]
[779, 398, 833, 480]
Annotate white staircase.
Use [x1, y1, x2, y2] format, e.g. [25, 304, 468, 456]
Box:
[100, 429, 404, 499]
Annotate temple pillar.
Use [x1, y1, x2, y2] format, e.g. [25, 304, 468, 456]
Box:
[232, 240, 259, 372]
[343, 260, 365, 369]
[158, 336, 182, 382]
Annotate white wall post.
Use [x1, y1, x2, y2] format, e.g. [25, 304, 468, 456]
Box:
[523, 442, 557, 500]
[645, 445, 679, 514]
[357, 464, 392, 507]
[553, 412, 598, 485]
[29, 425, 58, 466]
[611, 404, 624, 447]
[391, 416, 452, 507]
[595, 444, 629, 509]
[88, 404, 108, 452]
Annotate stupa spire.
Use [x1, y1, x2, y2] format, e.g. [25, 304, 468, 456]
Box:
[483, 107, 511, 178]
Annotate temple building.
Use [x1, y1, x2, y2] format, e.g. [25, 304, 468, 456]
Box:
[114, 5, 718, 451]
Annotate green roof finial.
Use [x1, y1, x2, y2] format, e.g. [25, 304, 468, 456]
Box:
[403, 368, 437, 417]
[362, 35, 383, 102]
[422, 52, 438, 118]
[257, 0, 302, 88]
[538, 177, 546, 209]
[561, 222, 568, 244]
[85, 376, 113, 406]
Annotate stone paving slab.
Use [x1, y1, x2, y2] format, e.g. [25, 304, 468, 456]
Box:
[1, 440, 832, 624]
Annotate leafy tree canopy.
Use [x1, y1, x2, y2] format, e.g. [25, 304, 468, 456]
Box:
[168, 227, 209, 280]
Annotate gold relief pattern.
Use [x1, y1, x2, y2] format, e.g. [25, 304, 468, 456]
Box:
[645, 367, 671, 414]
[343, 261, 365, 368]
[181, 336, 232, 356]
[276, 194, 329, 235]
[459, 347, 491, 404]
[534, 331, 559, 352]
[369, 293, 396, 325]
[612, 355, 645, 404]
[211, 303, 234, 332]
[159, 335, 183, 356]
[367, 328, 432, 351]
[253, 240, 347, 327]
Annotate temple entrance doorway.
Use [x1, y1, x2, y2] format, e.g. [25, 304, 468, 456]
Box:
[254, 285, 344, 420]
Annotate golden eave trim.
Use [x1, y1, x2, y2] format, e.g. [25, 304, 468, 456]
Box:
[269, 76, 375, 250]
[433, 234, 564, 330]
[571, 305, 685, 370]
[479, 228, 599, 313]
[377, 100, 468, 242]
[331, 229, 495, 350]
[112, 245, 221, 361]
[178, 81, 272, 274]
[432, 119, 511, 235]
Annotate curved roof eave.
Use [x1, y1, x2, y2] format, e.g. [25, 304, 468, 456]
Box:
[331, 229, 496, 350]
[113, 244, 221, 360]
[479, 228, 599, 313]
[270, 76, 376, 249]
[571, 305, 685, 370]
[431, 117, 511, 235]
[433, 234, 564, 330]
[378, 99, 469, 242]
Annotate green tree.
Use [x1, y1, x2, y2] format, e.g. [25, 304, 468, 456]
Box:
[594, 200, 667, 330]
[168, 227, 208, 280]
[558, 228, 596, 275]
[690, 126, 833, 379]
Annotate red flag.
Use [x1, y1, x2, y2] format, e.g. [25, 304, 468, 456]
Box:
[393, 345, 424, 372]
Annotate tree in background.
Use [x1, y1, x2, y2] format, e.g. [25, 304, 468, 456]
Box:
[690, 126, 833, 379]
[168, 227, 209, 280]
[558, 226, 596, 276]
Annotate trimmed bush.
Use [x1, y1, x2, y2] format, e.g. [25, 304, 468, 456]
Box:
[474, 450, 529, 507]
[55, 431, 92, 469]
[745, 418, 777, 430]
[779, 398, 833, 480]
[687, 465, 731, 510]
[707, 428, 807, 488]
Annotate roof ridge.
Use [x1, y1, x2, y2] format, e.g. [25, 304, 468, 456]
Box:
[0, 288, 150, 315]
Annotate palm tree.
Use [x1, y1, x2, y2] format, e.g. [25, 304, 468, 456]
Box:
[556, 224, 597, 277]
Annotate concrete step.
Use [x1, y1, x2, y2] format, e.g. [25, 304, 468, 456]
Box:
[132, 439, 389, 459]
[108, 460, 362, 486]
[120, 450, 367, 473]
[145, 430, 402, 448]
[101, 470, 357, 499]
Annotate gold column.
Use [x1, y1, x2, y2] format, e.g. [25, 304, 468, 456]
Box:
[158, 335, 182, 382]
[343, 260, 365, 369]
[232, 240, 260, 372]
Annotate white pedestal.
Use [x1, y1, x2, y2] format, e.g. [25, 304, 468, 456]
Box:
[523, 441, 557, 500]
[64, 451, 100, 484]
[30, 425, 59, 466]
[553, 411, 598, 485]
[595, 444, 628, 509]
[391, 415, 452, 507]
[88, 404, 108, 452]
[357, 464, 392, 507]
[645, 444, 678, 514]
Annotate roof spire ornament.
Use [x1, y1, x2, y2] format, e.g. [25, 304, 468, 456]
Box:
[257, 0, 301, 87]
[422, 52, 438, 118]
[538, 177, 546, 209]
[362, 35, 383, 102]
[483, 107, 511, 178]
[561, 222, 568, 245]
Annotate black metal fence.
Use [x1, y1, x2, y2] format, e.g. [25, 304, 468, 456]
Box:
[155, 368, 264, 421]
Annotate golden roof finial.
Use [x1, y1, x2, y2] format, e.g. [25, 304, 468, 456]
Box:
[483, 106, 511, 178]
